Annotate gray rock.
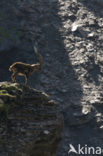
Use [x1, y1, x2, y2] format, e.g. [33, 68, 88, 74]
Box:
[87, 32, 96, 39]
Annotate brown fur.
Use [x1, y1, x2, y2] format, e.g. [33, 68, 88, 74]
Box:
[9, 47, 43, 85]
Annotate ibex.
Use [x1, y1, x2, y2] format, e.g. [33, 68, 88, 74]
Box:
[9, 46, 43, 85]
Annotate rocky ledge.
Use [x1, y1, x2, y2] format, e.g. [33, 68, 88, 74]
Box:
[0, 82, 63, 156]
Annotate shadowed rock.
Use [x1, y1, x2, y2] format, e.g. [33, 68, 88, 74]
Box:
[0, 82, 63, 156]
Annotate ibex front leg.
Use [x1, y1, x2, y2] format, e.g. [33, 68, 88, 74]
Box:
[24, 73, 29, 85]
[11, 72, 17, 83]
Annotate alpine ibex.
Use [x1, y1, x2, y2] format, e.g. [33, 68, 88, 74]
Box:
[9, 46, 43, 85]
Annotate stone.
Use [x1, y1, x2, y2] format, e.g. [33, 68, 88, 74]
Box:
[43, 130, 50, 135]
[87, 33, 96, 39]
[71, 22, 79, 32]
[71, 22, 90, 38]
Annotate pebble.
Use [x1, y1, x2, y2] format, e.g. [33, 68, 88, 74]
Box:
[43, 130, 50, 135]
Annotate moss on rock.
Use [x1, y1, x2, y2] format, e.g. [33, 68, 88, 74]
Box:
[0, 82, 23, 120]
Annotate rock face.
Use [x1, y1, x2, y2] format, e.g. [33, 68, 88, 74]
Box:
[0, 82, 63, 156]
[95, 0, 103, 5]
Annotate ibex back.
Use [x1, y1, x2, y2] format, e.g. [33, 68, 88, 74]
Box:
[9, 46, 43, 85]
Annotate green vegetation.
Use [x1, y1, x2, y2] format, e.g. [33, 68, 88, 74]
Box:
[0, 83, 22, 94]
[0, 83, 22, 121]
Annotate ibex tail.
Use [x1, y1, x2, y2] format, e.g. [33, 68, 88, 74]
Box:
[34, 46, 43, 70]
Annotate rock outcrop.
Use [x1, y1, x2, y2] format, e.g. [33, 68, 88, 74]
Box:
[0, 82, 63, 156]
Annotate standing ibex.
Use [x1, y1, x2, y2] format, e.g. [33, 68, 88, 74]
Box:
[9, 46, 43, 85]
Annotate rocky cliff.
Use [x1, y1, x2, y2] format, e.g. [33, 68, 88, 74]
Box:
[0, 82, 63, 156]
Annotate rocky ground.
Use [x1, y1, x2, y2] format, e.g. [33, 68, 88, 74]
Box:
[1, 0, 103, 155]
